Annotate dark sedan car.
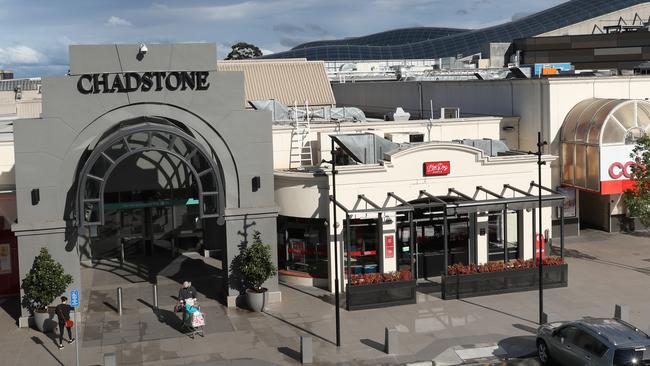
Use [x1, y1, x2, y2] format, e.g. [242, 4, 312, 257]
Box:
[537, 318, 650, 365]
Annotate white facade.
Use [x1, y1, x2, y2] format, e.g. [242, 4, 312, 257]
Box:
[274, 120, 556, 292]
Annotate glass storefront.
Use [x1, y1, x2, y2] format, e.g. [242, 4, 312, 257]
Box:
[487, 210, 521, 262]
[277, 216, 328, 279]
[397, 209, 470, 278]
[344, 218, 381, 276]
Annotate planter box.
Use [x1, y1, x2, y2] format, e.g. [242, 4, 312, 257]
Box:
[346, 280, 417, 311]
[442, 264, 568, 300]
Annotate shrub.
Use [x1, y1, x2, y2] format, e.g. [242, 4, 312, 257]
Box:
[447, 257, 565, 276]
[238, 231, 277, 292]
[349, 270, 412, 286]
[21, 248, 73, 314]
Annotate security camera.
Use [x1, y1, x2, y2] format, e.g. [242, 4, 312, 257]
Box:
[139, 43, 148, 54]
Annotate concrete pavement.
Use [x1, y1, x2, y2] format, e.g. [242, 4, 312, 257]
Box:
[0, 229, 648, 365]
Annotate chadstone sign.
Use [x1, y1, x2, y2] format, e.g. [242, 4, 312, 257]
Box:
[77, 71, 210, 94]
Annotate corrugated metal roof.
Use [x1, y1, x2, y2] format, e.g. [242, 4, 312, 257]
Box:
[0, 78, 40, 91]
[217, 59, 335, 106]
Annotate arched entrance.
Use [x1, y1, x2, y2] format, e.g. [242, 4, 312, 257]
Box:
[77, 117, 226, 261]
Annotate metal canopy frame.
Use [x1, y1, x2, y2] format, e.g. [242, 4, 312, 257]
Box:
[78, 121, 225, 227]
[329, 183, 566, 278]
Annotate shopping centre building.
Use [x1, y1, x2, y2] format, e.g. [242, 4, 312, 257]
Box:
[4, 41, 647, 320]
[332, 76, 650, 233]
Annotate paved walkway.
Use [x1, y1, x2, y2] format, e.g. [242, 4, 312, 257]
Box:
[1, 230, 649, 365]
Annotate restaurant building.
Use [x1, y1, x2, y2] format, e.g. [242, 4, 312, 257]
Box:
[271, 117, 565, 293]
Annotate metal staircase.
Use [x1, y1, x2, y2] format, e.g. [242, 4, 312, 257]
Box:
[289, 102, 313, 170]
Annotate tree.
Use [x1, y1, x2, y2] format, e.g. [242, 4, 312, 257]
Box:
[623, 134, 650, 231]
[225, 42, 263, 60]
[21, 248, 73, 314]
[237, 231, 277, 292]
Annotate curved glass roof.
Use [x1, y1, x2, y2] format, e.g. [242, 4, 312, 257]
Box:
[561, 98, 650, 146]
[261, 0, 648, 61]
[292, 27, 469, 49]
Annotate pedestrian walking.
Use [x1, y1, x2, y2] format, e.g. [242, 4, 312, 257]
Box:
[55, 296, 75, 350]
[178, 281, 197, 302]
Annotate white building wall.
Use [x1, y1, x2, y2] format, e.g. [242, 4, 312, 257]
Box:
[272, 116, 519, 170]
[276, 142, 555, 291]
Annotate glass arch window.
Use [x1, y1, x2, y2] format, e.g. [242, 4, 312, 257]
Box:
[561, 98, 650, 191]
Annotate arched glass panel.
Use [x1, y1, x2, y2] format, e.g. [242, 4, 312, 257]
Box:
[602, 117, 626, 144]
[612, 103, 637, 130]
[588, 100, 620, 144]
[561, 99, 597, 143]
[637, 104, 650, 130]
[575, 99, 612, 142]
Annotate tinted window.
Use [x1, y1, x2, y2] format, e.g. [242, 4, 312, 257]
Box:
[557, 326, 578, 342]
[613, 348, 645, 366]
[573, 330, 608, 357]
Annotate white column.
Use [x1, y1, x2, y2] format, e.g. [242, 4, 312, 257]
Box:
[476, 215, 488, 264]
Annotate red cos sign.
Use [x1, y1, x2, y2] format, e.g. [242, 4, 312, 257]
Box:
[608, 161, 634, 179]
[423, 161, 450, 176]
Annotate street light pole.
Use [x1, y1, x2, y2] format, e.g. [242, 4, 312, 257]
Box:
[535, 131, 547, 325]
[331, 138, 341, 347]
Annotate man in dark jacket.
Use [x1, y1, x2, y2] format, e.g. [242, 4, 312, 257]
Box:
[55, 296, 75, 349]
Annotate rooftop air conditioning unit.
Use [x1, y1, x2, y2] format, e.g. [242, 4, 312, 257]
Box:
[441, 107, 460, 119]
[385, 107, 411, 122]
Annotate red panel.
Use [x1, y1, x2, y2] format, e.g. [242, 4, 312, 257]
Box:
[423, 161, 450, 176]
[0, 230, 18, 295]
[600, 180, 636, 195]
[385, 235, 394, 258]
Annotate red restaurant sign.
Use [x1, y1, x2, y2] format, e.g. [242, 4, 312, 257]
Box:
[423, 161, 450, 176]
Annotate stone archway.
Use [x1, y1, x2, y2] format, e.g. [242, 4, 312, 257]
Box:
[77, 118, 226, 228]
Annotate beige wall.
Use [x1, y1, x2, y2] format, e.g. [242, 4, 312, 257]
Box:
[275, 143, 555, 291]
[0, 141, 14, 186]
[0, 89, 41, 119]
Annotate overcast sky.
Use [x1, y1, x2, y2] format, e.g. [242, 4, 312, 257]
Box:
[3, 0, 566, 77]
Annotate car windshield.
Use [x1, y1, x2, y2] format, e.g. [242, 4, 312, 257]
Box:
[613, 348, 649, 366]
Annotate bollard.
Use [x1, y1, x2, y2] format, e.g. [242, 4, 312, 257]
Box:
[103, 352, 116, 366]
[117, 287, 123, 316]
[385, 327, 398, 354]
[541, 312, 549, 324]
[615, 304, 629, 322]
[153, 284, 158, 309]
[300, 336, 313, 364]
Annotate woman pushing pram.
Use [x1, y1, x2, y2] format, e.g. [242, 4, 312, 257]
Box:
[181, 298, 205, 338]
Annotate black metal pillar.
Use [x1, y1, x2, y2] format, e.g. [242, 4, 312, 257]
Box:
[503, 205, 508, 263]
[560, 206, 564, 259]
[536, 131, 547, 325]
[443, 214, 449, 275]
[330, 138, 341, 347]
[409, 211, 415, 278]
[345, 213, 351, 292]
[532, 209, 536, 262]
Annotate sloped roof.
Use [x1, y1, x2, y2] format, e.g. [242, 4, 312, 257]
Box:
[217, 59, 335, 106]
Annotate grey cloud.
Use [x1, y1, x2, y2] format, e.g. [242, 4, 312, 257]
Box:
[273, 22, 330, 37]
[456, 9, 469, 15]
[279, 37, 308, 48]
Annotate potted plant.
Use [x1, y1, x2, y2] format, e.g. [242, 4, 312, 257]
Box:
[21, 248, 73, 332]
[239, 231, 277, 312]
